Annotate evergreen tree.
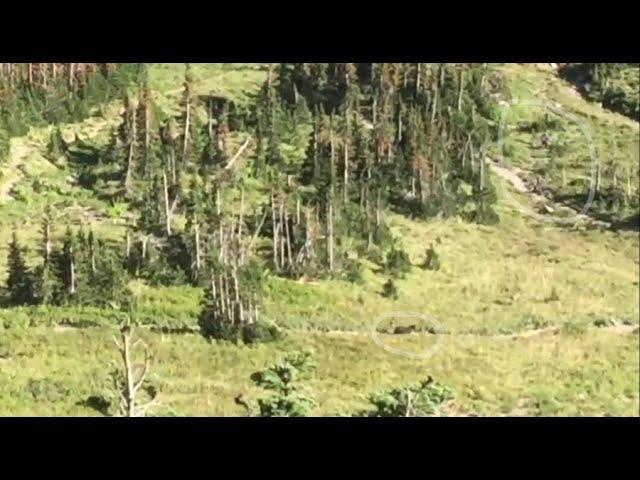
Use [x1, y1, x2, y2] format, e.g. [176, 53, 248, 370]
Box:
[251, 351, 316, 417]
[0, 120, 10, 164]
[45, 125, 67, 163]
[90, 239, 130, 307]
[50, 226, 78, 304]
[5, 232, 35, 306]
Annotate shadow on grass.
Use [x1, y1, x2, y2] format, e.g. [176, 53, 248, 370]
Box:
[551, 190, 639, 231]
[66, 141, 125, 203]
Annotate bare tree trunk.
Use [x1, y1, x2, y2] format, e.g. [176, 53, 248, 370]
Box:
[44, 222, 51, 264]
[284, 209, 293, 268]
[113, 325, 155, 417]
[279, 201, 285, 268]
[343, 141, 349, 204]
[142, 236, 147, 261]
[90, 246, 96, 274]
[125, 110, 136, 197]
[375, 188, 381, 232]
[271, 195, 279, 270]
[182, 99, 191, 164]
[69, 247, 76, 295]
[224, 273, 232, 322]
[372, 96, 377, 125]
[195, 213, 201, 273]
[69, 63, 75, 90]
[328, 201, 334, 271]
[217, 189, 225, 264]
[416, 63, 422, 95]
[469, 135, 476, 172]
[28, 63, 33, 86]
[397, 104, 403, 143]
[328, 120, 335, 271]
[144, 96, 150, 175]
[238, 187, 245, 239]
[208, 98, 214, 139]
[163, 171, 172, 236]
[210, 272, 217, 303]
[170, 149, 177, 184]
[457, 69, 464, 112]
[431, 84, 438, 124]
[123, 331, 135, 417]
[126, 231, 131, 258]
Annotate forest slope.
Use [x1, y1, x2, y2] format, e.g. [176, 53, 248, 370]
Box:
[0, 63, 637, 417]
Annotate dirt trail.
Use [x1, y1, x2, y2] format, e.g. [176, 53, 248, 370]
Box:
[488, 158, 612, 229]
[0, 138, 34, 202]
[289, 323, 638, 338]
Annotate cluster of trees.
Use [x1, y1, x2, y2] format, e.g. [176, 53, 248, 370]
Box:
[248, 63, 501, 279]
[3, 63, 505, 341]
[3, 208, 129, 308]
[559, 63, 640, 120]
[0, 63, 144, 169]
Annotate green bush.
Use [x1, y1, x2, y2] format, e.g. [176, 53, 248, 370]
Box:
[251, 350, 317, 417]
[384, 245, 412, 278]
[361, 377, 453, 417]
[0, 122, 9, 165]
[519, 314, 550, 330]
[27, 378, 70, 402]
[561, 321, 587, 336]
[339, 255, 365, 284]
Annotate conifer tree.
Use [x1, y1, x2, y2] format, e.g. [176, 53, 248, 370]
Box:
[5, 232, 35, 306]
[50, 226, 78, 304]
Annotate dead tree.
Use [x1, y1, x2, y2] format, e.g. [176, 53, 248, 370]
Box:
[112, 324, 158, 417]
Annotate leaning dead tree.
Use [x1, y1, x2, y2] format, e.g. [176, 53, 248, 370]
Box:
[112, 324, 158, 417]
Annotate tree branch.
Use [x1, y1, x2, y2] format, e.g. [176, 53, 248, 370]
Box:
[224, 137, 251, 171]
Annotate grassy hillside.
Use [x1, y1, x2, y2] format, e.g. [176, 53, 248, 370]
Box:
[1, 325, 637, 416]
[0, 63, 638, 417]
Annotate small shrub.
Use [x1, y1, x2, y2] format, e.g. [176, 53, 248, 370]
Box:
[27, 378, 69, 402]
[106, 202, 128, 220]
[364, 246, 385, 266]
[385, 245, 412, 278]
[519, 314, 550, 330]
[250, 350, 317, 417]
[561, 321, 587, 336]
[340, 256, 365, 284]
[361, 377, 453, 417]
